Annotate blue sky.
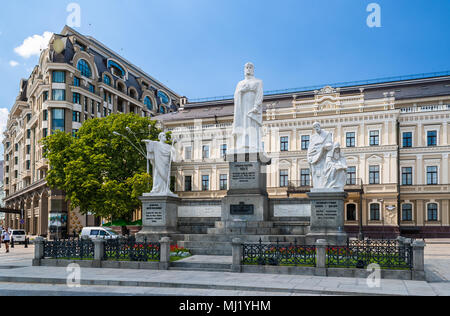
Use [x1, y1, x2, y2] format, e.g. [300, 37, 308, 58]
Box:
[0, 0, 449, 151]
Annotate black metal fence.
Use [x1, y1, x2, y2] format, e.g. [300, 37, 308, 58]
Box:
[104, 237, 160, 262]
[327, 239, 413, 270]
[43, 238, 95, 260]
[42, 236, 160, 262]
[242, 239, 316, 266]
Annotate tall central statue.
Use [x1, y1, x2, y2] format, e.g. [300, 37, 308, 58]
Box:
[232, 62, 264, 153]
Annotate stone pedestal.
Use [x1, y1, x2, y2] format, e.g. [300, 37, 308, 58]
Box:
[221, 152, 271, 226]
[136, 195, 180, 242]
[306, 191, 348, 246]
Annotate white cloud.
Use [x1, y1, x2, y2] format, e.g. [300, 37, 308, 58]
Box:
[9, 60, 19, 67]
[0, 108, 9, 157]
[14, 31, 53, 59]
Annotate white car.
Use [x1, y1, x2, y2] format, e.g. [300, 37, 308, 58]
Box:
[10, 230, 27, 244]
[80, 227, 120, 240]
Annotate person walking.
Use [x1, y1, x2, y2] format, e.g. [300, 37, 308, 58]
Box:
[1, 228, 11, 253]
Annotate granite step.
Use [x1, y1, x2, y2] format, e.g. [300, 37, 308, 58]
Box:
[170, 261, 231, 272]
[175, 234, 306, 243]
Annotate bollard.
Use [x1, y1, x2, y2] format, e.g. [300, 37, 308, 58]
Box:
[32, 237, 45, 266]
[93, 239, 106, 268]
[231, 238, 243, 273]
[159, 237, 171, 270]
[412, 240, 426, 281]
[315, 239, 327, 277]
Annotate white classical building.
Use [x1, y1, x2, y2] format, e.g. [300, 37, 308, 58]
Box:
[158, 73, 450, 238]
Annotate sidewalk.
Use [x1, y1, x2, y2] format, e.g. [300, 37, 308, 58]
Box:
[0, 265, 442, 296]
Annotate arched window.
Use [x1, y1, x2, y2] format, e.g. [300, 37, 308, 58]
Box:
[346, 204, 357, 221]
[402, 204, 413, 221]
[159, 106, 166, 114]
[108, 60, 125, 78]
[77, 59, 92, 78]
[144, 97, 153, 111]
[130, 89, 137, 99]
[427, 203, 438, 222]
[369, 203, 380, 221]
[103, 74, 111, 86]
[157, 91, 170, 104]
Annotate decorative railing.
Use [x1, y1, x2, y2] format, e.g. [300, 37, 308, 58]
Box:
[242, 239, 316, 267]
[327, 240, 413, 270]
[104, 237, 160, 262]
[43, 238, 95, 260]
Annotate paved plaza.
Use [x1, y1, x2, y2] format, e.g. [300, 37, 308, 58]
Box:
[0, 241, 449, 296]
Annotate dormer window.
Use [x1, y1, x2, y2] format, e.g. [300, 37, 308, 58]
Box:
[130, 89, 137, 99]
[157, 90, 170, 104]
[144, 97, 153, 111]
[77, 59, 92, 78]
[103, 74, 111, 86]
[108, 60, 125, 79]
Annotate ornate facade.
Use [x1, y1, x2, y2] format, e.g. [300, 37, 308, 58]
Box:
[159, 75, 450, 238]
[2, 26, 182, 236]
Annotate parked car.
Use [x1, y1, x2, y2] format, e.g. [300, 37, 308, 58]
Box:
[10, 230, 27, 244]
[80, 227, 120, 240]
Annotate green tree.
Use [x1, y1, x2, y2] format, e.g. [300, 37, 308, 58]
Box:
[42, 113, 164, 231]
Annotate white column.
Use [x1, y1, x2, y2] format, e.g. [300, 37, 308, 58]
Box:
[442, 153, 449, 184]
[417, 123, 423, 147]
[417, 155, 423, 185]
[443, 122, 448, 146]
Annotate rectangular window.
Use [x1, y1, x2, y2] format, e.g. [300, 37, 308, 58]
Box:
[15, 157, 18, 165]
[26, 160, 30, 170]
[280, 170, 289, 187]
[346, 132, 356, 148]
[369, 165, 380, 184]
[74, 77, 80, 87]
[89, 84, 95, 93]
[427, 131, 437, 147]
[27, 113, 32, 122]
[43, 109, 48, 121]
[402, 167, 413, 186]
[300, 169, 310, 186]
[202, 145, 210, 159]
[51, 108, 65, 132]
[301, 136, 310, 151]
[427, 166, 438, 185]
[370, 204, 381, 221]
[43, 128, 48, 138]
[220, 144, 227, 158]
[103, 107, 107, 117]
[403, 132, 412, 148]
[402, 204, 413, 221]
[73, 93, 81, 104]
[369, 131, 379, 146]
[26, 145, 31, 155]
[427, 204, 438, 222]
[280, 137, 289, 152]
[52, 71, 66, 83]
[72, 111, 81, 122]
[27, 129, 31, 139]
[52, 89, 66, 101]
[185, 147, 192, 160]
[184, 176, 192, 192]
[202, 175, 209, 191]
[347, 166, 356, 185]
[15, 143, 18, 151]
[43, 91, 49, 101]
[220, 174, 228, 191]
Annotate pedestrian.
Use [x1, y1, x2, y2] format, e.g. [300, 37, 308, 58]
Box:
[1, 228, 11, 253]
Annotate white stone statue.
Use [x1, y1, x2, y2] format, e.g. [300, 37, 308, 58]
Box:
[232, 62, 264, 153]
[324, 142, 348, 191]
[307, 122, 347, 191]
[143, 132, 178, 197]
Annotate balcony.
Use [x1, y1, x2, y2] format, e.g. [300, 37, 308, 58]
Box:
[287, 178, 364, 195]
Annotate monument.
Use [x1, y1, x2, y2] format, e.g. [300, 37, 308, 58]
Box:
[221, 62, 271, 225]
[306, 122, 348, 245]
[136, 132, 179, 241]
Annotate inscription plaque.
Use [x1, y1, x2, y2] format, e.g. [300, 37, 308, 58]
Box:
[144, 203, 164, 225]
[230, 202, 254, 215]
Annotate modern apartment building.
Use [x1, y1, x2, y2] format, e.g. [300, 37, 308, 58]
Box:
[159, 73, 450, 238]
[2, 26, 182, 236]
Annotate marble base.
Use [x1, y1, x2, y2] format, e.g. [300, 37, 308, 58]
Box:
[135, 195, 180, 242]
[306, 191, 348, 246]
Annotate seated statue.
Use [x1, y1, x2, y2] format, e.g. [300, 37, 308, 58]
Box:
[324, 142, 348, 191]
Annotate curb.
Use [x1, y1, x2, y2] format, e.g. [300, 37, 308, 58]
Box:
[0, 275, 407, 296]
